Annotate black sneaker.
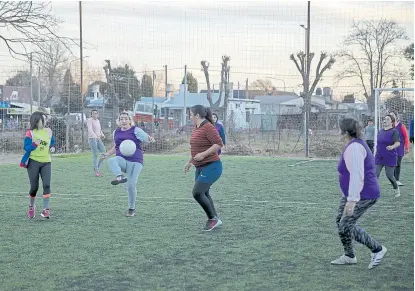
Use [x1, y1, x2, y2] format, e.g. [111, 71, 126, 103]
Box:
[111, 175, 127, 185]
[203, 217, 222, 231]
[126, 209, 136, 217]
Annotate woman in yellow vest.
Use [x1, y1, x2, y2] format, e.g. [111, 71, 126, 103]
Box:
[21, 112, 56, 219]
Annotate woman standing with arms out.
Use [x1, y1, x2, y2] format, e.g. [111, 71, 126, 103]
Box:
[20, 112, 56, 219]
[184, 105, 224, 231]
[212, 113, 226, 154]
[101, 112, 155, 217]
[375, 114, 401, 197]
[331, 117, 387, 269]
[389, 112, 409, 186]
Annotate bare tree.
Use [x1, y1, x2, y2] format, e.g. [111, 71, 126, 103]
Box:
[250, 79, 275, 93]
[290, 51, 335, 109]
[336, 19, 408, 113]
[403, 43, 414, 80]
[201, 60, 213, 107]
[214, 55, 230, 107]
[0, 1, 77, 60]
[36, 41, 69, 106]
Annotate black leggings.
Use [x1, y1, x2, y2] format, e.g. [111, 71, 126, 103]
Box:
[394, 156, 403, 181]
[27, 159, 52, 197]
[192, 181, 217, 219]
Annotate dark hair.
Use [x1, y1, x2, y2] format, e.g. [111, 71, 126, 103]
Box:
[91, 109, 98, 115]
[367, 118, 373, 123]
[190, 105, 214, 124]
[385, 114, 396, 127]
[212, 113, 219, 123]
[339, 116, 363, 138]
[29, 111, 45, 130]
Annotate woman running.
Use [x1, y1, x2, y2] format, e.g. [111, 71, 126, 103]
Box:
[101, 112, 155, 217]
[212, 113, 226, 155]
[389, 112, 409, 186]
[331, 116, 387, 269]
[184, 105, 224, 231]
[375, 114, 401, 197]
[20, 112, 56, 219]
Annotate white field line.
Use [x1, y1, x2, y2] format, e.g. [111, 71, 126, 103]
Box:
[288, 159, 315, 167]
[0, 192, 413, 214]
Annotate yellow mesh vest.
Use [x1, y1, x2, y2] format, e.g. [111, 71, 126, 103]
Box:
[29, 128, 51, 163]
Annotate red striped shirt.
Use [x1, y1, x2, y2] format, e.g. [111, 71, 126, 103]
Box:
[190, 121, 223, 167]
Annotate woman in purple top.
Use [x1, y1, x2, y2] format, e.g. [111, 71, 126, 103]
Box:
[331, 117, 387, 269]
[101, 112, 155, 217]
[375, 114, 401, 197]
[212, 113, 226, 155]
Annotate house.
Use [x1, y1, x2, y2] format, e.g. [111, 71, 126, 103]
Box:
[85, 82, 106, 108]
[135, 84, 262, 129]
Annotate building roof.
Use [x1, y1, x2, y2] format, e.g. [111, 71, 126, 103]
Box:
[254, 95, 299, 105]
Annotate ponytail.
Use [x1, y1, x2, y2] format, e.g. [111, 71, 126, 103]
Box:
[205, 107, 214, 124]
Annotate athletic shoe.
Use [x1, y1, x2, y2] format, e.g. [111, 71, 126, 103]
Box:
[331, 254, 357, 265]
[368, 246, 387, 269]
[95, 171, 103, 177]
[41, 209, 50, 219]
[203, 217, 222, 231]
[111, 175, 127, 185]
[394, 187, 401, 197]
[28, 206, 35, 219]
[396, 181, 403, 186]
[126, 209, 136, 217]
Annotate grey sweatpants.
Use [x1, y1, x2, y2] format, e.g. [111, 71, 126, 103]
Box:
[107, 156, 143, 210]
[376, 164, 398, 189]
[336, 197, 381, 257]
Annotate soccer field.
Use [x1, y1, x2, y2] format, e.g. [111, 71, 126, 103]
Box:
[0, 155, 413, 291]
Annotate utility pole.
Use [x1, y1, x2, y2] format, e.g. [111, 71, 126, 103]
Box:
[37, 67, 41, 107]
[164, 65, 168, 130]
[29, 52, 33, 114]
[301, 1, 311, 158]
[79, 0, 85, 151]
[152, 70, 156, 133]
[183, 65, 187, 126]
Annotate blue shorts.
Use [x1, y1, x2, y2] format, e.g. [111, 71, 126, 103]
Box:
[195, 160, 223, 185]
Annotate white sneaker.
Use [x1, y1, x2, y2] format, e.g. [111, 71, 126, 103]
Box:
[331, 254, 357, 265]
[394, 187, 401, 197]
[368, 246, 387, 269]
[396, 181, 403, 186]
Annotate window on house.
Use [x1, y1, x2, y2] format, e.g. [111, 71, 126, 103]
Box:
[236, 103, 240, 109]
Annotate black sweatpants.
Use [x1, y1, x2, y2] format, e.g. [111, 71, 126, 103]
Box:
[366, 140, 374, 154]
[27, 159, 52, 197]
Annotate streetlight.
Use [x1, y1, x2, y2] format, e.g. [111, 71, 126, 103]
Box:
[66, 56, 89, 153]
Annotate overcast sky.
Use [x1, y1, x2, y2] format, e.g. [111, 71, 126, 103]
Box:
[0, 0, 413, 99]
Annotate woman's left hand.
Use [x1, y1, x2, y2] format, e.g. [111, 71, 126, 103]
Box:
[194, 153, 205, 161]
[148, 136, 156, 143]
[344, 201, 356, 216]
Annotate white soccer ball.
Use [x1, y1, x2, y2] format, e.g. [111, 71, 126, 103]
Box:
[120, 139, 136, 156]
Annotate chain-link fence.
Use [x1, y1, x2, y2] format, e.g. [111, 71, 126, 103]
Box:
[0, 1, 413, 159]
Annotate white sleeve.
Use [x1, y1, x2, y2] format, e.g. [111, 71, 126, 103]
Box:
[344, 143, 367, 202]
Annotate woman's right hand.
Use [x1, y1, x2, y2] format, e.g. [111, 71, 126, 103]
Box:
[386, 145, 394, 151]
[184, 162, 192, 174]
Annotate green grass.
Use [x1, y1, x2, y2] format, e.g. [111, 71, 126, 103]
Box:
[0, 155, 413, 291]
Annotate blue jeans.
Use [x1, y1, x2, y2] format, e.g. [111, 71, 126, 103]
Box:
[88, 138, 106, 170]
[107, 156, 143, 210]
